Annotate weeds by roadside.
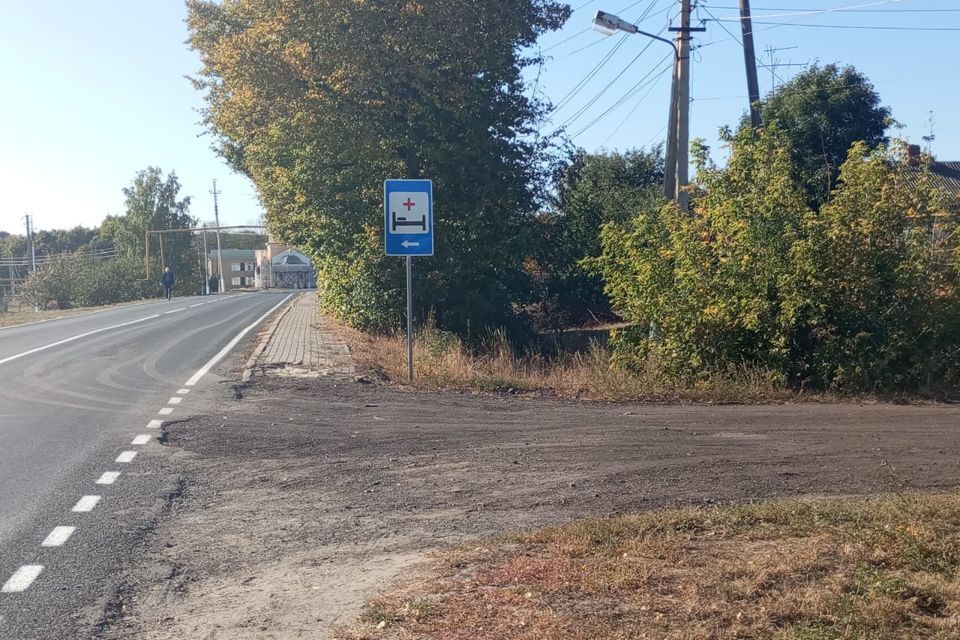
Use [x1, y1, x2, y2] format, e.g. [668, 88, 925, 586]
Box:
[338, 493, 960, 640]
[335, 318, 798, 403]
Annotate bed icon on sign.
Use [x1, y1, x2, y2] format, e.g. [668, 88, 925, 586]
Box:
[389, 192, 429, 234]
[384, 180, 434, 256]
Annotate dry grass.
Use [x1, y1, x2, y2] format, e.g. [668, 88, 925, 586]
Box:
[0, 298, 157, 328]
[336, 321, 792, 403]
[338, 494, 960, 640]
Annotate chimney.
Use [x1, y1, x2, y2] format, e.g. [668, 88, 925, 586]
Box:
[907, 144, 921, 167]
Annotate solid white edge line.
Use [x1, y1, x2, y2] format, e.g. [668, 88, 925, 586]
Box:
[116, 451, 137, 463]
[1, 565, 44, 593]
[158, 407, 173, 415]
[72, 495, 101, 512]
[0, 315, 161, 366]
[146, 420, 164, 429]
[184, 293, 295, 387]
[132, 435, 151, 445]
[41, 526, 76, 548]
[0, 296, 167, 332]
[167, 397, 182, 405]
[96, 471, 121, 485]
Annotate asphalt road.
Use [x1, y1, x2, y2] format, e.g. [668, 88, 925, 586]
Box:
[0, 291, 293, 640]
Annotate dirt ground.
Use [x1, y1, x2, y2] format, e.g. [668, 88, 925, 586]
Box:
[100, 376, 960, 640]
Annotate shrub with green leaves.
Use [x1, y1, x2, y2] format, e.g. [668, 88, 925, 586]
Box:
[590, 129, 960, 393]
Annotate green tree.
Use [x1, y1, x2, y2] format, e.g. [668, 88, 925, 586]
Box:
[788, 142, 960, 390]
[591, 129, 960, 393]
[101, 167, 197, 292]
[33, 226, 103, 255]
[756, 64, 891, 208]
[536, 147, 665, 325]
[590, 128, 810, 381]
[187, 0, 569, 333]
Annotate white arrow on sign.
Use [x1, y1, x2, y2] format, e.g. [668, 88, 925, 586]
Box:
[401, 240, 420, 248]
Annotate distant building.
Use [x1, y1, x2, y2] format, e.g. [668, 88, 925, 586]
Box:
[208, 249, 257, 292]
[254, 236, 315, 290]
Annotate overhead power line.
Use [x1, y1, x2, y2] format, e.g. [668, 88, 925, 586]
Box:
[561, 36, 661, 128]
[573, 53, 674, 138]
[600, 62, 674, 144]
[711, 20, 960, 31]
[710, 5, 960, 14]
[548, 0, 663, 117]
[699, 6, 786, 86]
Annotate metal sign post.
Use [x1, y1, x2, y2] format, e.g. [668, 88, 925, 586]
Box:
[384, 179, 434, 384]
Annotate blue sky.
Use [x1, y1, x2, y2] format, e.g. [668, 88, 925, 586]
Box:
[2, 1, 957, 234]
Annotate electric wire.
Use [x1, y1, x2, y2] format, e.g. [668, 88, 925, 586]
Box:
[599, 62, 673, 145]
[548, 0, 664, 115]
[714, 20, 960, 31]
[560, 36, 661, 128]
[699, 5, 787, 86]
[573, 53, 674, 137]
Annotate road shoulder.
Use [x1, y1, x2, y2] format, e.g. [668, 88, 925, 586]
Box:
[98, 369, 960, 639]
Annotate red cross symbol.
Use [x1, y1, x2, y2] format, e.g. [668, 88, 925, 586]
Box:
[402, 198, 416, 211]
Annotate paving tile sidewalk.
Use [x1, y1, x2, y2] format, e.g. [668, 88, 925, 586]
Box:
[257, 291, 354, 376]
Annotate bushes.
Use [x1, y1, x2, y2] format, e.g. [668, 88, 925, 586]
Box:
[19, 253, 153, 310]
[591, 130, 960, 393]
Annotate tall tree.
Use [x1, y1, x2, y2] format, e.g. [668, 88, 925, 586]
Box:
[755, 64, 891, 208]
[538, 147, 665, 324]
[187, 0, 569, 333]
[102, 167, 196, 286]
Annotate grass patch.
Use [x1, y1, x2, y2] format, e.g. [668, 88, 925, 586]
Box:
[337, 494, 960, 639]
[0, 297, 158, 328]
[336, 321, 792, 403]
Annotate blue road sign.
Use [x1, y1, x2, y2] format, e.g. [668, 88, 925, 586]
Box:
[384, 179, 434, 257]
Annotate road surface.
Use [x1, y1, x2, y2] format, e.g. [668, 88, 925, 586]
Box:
[0, 292, 293, 640]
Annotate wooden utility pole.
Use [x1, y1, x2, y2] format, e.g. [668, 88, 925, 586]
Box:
[675, 0, 692, 212]
[739, 0, 762, 128]
[664, 53, 679, 200]
[210, 179, 225, 294]
[202, 224, 210, 295]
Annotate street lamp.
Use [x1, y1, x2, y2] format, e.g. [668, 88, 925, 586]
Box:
[591, 10, 684, 208]
[591, 10, 639, 36]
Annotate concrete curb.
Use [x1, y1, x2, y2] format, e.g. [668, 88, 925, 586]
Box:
[241, 293, 302, 383]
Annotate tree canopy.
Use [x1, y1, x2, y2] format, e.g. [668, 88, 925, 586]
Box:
[100, 167, 196, 286]
[186, 0, 569, 333]
[533, 147, 665, 325]
[755, 63, 891, 208]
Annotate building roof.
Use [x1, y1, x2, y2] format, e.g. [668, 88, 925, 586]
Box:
[903, 161, 960, 197]
[209, 249, 257, 260]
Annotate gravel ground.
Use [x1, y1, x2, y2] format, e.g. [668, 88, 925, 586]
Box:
[99, 376, 960, 640]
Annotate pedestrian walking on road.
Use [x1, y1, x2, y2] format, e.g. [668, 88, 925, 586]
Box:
[161, 267, 175, 300]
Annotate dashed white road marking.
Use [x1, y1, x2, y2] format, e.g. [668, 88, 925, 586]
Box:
[132, 435, 152, 445]
[177, 388, 191, 395]
[41, 526, 76, 548]
[72, 495, 101, 512]
[0, 315, 160, 366]
[146, 419, 164, 429]
[115, 451, 137, 464]
[167, 397, 182, 405]
[1, 565, 44, 593]
[96, 472, 121, 485]
[158, 407, 173, 415]
[189, 303, 205, 308]
[164, 308, 187, 315]
[184, 293, 294, 387]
